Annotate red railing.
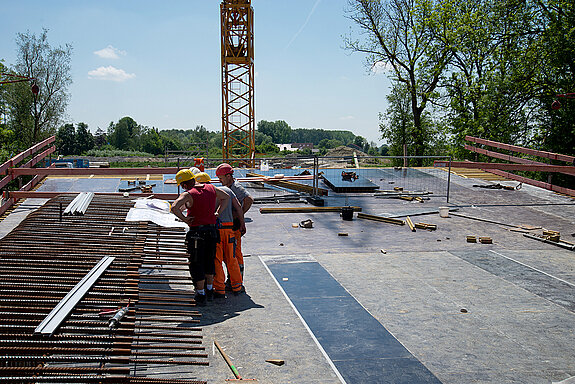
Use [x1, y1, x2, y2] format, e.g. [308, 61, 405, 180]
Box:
[0, 137, 56, 216]
[434, 136, 575, 196]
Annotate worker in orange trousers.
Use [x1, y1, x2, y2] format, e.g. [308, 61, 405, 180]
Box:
[195, 172, 245, 298]
[216, 163, 253, 284]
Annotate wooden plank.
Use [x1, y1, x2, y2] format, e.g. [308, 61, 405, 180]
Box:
[259, 206, 362, 214]
[406, 216, 416, 232]
[357, 212, 405, 226]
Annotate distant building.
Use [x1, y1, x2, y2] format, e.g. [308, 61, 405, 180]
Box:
[292, 143, 314, 150]
[276, 143, 314, 152]
[276, 143, 294, 151]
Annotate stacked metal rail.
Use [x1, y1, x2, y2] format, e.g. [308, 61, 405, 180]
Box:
[0, 195, 208, 384]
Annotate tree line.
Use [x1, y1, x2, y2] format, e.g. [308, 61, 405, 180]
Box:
[54, 117, 387, 158]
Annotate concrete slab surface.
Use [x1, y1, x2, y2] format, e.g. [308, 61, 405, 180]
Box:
[1, 168, 574, 383]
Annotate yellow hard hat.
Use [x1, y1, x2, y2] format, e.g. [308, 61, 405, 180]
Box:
[194, 172, 211, 183]
[175, 169, 195, 185]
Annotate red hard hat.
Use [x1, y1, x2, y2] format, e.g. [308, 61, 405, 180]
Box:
[216, 163, 233, 177]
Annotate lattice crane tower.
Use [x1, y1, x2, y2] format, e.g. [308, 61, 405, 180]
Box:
[220, 0, 255, 165]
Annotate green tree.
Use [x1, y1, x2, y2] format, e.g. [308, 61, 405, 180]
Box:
[108, 117, 139, 150]
[75, 122, 94, 154]
[444, 0, 542, 159]
[345, 0, 454, 165]
[256, 143, 280, 154]
[94, 128, 107, 148]
[535, 0, 575, 157]
[13, 28, 72, 145]
[380, 81, 414, 161]
[354, 135, 367, 148]
[257, 120, 292, 143]
[141, 127, 164, 155]
[56, 123, 76, 155]
[318, 139, 343, 150]
[4, 77, 34, 149]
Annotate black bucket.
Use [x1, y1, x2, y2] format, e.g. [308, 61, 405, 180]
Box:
[341, 207, 354, 221]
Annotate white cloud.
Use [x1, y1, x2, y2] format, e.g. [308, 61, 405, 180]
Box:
[371, 61, 394, 74]
[88, 66, 136, 82]
[339, 115, 355, 120]
[94, 45, 126, 59]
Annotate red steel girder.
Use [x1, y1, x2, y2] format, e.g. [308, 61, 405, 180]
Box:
[434, 161, 575, 175]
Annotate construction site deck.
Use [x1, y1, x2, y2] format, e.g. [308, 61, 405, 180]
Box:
[1, 166, 574, 384]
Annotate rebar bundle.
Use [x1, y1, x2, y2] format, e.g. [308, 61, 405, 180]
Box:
[0, 195, 208, 384]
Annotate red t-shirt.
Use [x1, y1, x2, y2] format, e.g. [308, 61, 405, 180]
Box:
[186, 183, 217, 226]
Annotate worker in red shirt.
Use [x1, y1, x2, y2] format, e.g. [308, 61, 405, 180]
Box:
[171, 169, 230, 306]
[194, 172, 245, 298]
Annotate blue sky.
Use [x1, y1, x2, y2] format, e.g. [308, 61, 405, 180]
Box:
[1, 1, 391, 144]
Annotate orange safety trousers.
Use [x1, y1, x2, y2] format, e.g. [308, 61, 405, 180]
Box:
[214, 226, 242, 294]
[233, 229, 244, 268]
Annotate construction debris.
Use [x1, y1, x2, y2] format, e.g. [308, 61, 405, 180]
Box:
[299, 219, 314, 228]
[543, 230, 561, 242]
[266, 359, 285, 366]
[414, 222, 437, 231]
[473, 183, 521, 190]
[524, 233, 575, 251]
[341, 171, 359, 181]
[467, 236, 493, 244]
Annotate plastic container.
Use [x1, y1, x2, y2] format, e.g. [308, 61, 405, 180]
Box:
[341, 207, 354, 221]
[439, 207, 449, 218]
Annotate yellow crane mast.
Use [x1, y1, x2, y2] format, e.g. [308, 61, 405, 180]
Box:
[220, 0, 255, 166]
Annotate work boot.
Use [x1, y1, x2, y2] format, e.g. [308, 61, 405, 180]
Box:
[206, 289, 214, 302]
[214, 292, 226, 299]
[194, 292, 206, 307]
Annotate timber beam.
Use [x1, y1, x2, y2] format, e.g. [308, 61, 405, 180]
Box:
[259, 206, 361, 214]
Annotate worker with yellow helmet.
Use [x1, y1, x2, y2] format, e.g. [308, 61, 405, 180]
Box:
[171, 168, 230, 306]
[192, 171, 245, 298]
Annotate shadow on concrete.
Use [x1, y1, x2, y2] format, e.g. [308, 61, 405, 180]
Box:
[188, 292, 265, 327]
